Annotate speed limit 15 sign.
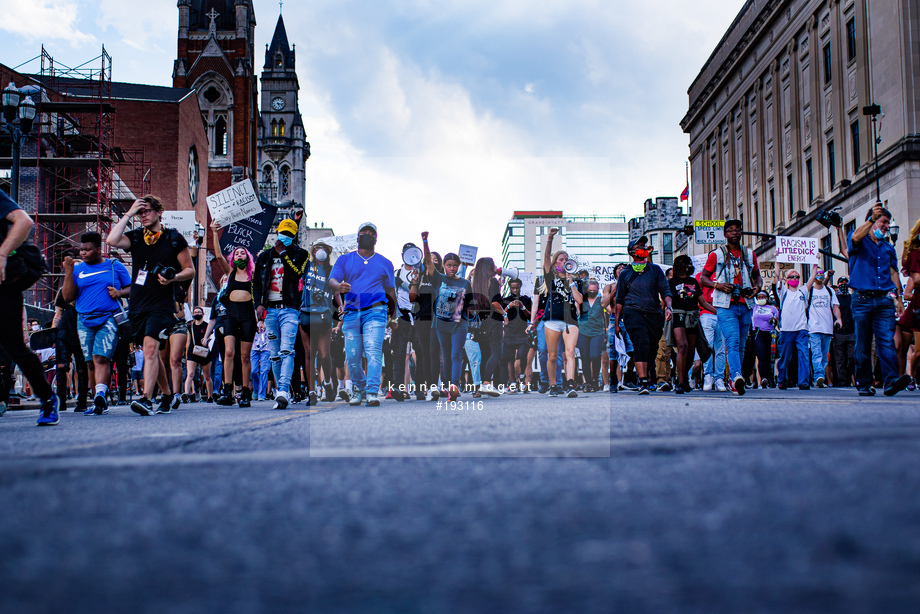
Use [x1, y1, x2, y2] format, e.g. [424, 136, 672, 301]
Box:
[694, 220, 726, 245]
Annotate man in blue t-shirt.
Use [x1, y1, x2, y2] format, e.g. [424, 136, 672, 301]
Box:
[62, 232, 131, 415]
[329, 222, 396, 406]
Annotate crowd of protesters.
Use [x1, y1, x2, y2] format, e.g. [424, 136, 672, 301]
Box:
[0, 188, 917, 426]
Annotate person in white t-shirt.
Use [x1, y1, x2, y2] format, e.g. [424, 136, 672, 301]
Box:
[775, 263, 810, 389]
[806, 266, 843, 388]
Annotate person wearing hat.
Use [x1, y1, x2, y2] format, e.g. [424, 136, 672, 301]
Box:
[832, 275, 855, 386]
[329, 222, 397, 407]
[299, 239, 338, 406]
[253, 217, 310, 409]
[699, 218, 762, 395]
[614, 235, 672, 394]
[751, 288, 779, 388]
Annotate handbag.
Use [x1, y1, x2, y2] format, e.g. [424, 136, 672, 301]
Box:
[1, 243, 46, 291]
[111, 260, 132, 341]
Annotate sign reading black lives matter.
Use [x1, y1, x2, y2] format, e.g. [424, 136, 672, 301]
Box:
[207, 180, 261, 227]
[218, 200, 279, 257]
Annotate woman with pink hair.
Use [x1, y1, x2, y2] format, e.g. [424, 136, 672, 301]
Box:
[211, 221, 258, 407]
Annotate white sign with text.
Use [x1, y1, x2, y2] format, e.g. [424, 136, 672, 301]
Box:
[206, 180, 261, 227]
[161, 211, 197, 244]
[775, 235, 820, 265]
[458, 244, 478, 265]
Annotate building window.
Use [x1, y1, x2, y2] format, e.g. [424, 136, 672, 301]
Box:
[279, 119, 286, 137]
[851, 120, 860, 172]
[649, 234, 657, 263]
[846, 19, 857, 62]
[663, 233, 673, 266]
[827, 140, 836, 187]
[280, 166, 290, 196]
[806, 158, 814, 205]
[845, 220, 856, 243]
[770, 187, 776, 228]
[214, 115, 227, 156]
[787, 173, 794, 217]
[271, 119, 278, 137]
[712, 162, 717, 188]
[823, 42, 832, 84]
[754, 201, 760, 234]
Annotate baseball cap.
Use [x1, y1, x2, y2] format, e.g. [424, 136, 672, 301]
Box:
[278, 219, 298, 236]
[627, 236, 649, 251]
[358, 222, 377, 234]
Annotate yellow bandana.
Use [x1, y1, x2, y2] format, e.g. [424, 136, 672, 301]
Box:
[143, 229, 162, 245]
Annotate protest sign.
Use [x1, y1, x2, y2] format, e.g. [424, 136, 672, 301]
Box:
[518, 271, 535, 297]
[775, 235, 820, 265]
[161, 211, 197, 244]
[694, 220, 726, 245]
[759, 261, 796, 284]
[458, 244, 478, 265]
[218, 200, 278, 257]
[325, 233, 358, 255]
[207, 180, 261, 227]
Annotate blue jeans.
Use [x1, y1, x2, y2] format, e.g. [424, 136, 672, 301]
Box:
[77, 316, 119, 360]
[436, 323, 468, 387]
[537, 321, 563, 385]
[852, 294, 900, 389]
[778, 330, 809, 387]
[343, 306, 388, 395]
[699, 313, 725, 380]
[265, 307, 300, 395]
[464, 334, 481, 387]
[716, 304, 752, 380]
[809, 332, 832, 385]
[250, 349, 271, 399]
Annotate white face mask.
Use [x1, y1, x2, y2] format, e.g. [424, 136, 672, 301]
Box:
[755, 298, 768, 306]
[31, 324, 40, 331]
[315, 249, 328, 261]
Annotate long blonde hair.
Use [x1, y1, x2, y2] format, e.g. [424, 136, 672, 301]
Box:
[538, 250, 569, 294]
[902, 217, 920, 268]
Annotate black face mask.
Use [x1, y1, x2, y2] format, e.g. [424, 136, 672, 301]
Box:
[358, 234, 376, 250]
[193, 314, 203, 320]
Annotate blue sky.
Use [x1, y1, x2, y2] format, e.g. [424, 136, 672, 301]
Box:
[0, 0, 742, 260]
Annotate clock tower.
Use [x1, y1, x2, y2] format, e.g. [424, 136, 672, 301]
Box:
[257, 13, 309, 212]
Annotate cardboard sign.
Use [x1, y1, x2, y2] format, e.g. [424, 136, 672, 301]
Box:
[325, 233, 359, 255]
[218, 200, 278, 257]
[207, 180, 261, 227]
[518, 271, 535, 298]
[161, 211, 198, 244]
[458, 244, 478, 265]
[758, 261, 796, 284]
[694, 220, 726, 245]
[775, 235, 820, 265]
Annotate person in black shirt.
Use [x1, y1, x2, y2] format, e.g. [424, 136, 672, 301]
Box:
[52, 285, 89, 411]
[540, 227, 583, 397]
[183, 305, 213, 402]
[833, 276, 855, 386]
[495, 278, 532, 392]
[614, 236, 672, 394]
[667, 255, 710, 394]
[415, 236, 442, 400]
[107, 195, 195, 416]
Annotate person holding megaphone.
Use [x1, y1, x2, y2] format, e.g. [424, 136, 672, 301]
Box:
[539, 228, 583, 397]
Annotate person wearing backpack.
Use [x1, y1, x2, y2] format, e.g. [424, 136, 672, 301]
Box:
[805, 266, 843, 388]
[699, 219, 763, 395]
[774, 263, 810, 389]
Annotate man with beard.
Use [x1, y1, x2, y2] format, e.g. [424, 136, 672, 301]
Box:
[329, 223, 397, 407]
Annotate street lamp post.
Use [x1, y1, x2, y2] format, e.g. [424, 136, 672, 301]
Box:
[193, 221, 205, 307]
[862, 103, 882, 200]
[1, 82, 37, 202]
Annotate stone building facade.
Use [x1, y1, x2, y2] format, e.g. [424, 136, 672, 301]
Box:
[681, 0, 920, 269]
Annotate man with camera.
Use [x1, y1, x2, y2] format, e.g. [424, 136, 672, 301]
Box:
[61, 232, 131, 415]
[107, 196, 195, 415]
[700, 218, 762, 396]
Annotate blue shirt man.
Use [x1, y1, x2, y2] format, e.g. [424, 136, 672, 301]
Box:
[845, 203, 909, 396]
[329, 222, 396, 406]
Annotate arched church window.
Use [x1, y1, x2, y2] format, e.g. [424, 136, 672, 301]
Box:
[262, 166, 273, 184]
[215, 115, 227, 156]
[271, 119, 278, 137]
[279, 119, 286, 137]
[203, 86, 221, 104]
[275, 53, 284, 68]
[280, 166, 290, 196]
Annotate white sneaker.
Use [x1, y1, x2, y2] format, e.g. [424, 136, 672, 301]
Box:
[481, 383, 502, 397]
[714, 379, 727, 392]
[602, 384, 610, 392]
[426, 389, 437, 401]
[272, 390, 289, 410]
[703, 374, 713, 391]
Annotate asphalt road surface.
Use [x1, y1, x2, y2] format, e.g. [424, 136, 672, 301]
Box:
[2, 387, 919, 613]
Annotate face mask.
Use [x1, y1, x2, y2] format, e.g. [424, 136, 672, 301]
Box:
[838, 283, 849, 294]
[872, 228, 886, 240]
[315, 249, 328, 261]
[787, 279, 800, 288]
[634, 249, 649, 259]
[587, 291, 598, 298]
[815, 274, 825, 282]
[278, 234, 294, 247]
[358, 234, 376, 250]
[756, 298, 767, 306]
[31, 324, 40, 331]
[234, 258, 248, 269]
[631, 263, 647, 273]
[194, 314, 203, 320]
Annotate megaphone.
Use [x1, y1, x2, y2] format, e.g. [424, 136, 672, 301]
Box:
[403, 245, 423, 267]
[498, 266, 519, 279]
[563, 260, 578, 274]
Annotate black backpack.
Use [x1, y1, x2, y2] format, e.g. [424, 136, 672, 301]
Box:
[1, 243, 47, 291]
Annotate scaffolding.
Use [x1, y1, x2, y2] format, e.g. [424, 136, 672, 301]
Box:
[17, 47, 149, 307]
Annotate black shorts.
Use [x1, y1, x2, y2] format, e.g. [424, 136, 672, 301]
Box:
[502, 338, 530, 363]
[330, 328, 345, 364]
[622, 308, 664, 365]
[131, 310, 180, 349]
[299, 310, 333, 334]
[223, 302, 257, 343]
[670, 312, 699, 333]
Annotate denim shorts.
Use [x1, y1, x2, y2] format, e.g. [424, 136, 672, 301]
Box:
[77, 316, 119, 360]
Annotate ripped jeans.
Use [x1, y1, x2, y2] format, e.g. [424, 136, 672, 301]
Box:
[343, 305, 388, 395]
[265, 307, 299, 395]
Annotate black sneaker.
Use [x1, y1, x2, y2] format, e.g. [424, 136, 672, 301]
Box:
[338, 388, 350, 401]
[637, 383, 650, 395]
[324, 383, 336, 403]
[171, 394, 181, 410]
[657, 381, 672, 392]
[566, 388, 578, 398]
[131, 397, 154, 416]
[623, 381, 639, 391]
[538, 381, 549, 394]
[884, 375, 911, 397]
[858, 387, 876, 396]
[733, 376, 746, 396]
[93, 393, 109, 415]
[548, 385, 561, 397]
[391, 389, 405, 402]
[206, 395, 215, 403]
[675, 385, 685, 395]
[798, 384, 810, 390]
[308, 391, 318, 406]
[181, 393, 190, 404]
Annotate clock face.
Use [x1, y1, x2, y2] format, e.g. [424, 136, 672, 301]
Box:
[272, 97, 285, 111]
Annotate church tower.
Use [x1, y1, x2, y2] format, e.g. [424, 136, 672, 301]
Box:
[257, 13, 309, 212]
[174, 0, 259, 195]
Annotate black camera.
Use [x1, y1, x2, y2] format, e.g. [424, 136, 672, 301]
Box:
[150, 264, 176, 281]
[731, 284, 743, 302]
[817, 209, 842, 228]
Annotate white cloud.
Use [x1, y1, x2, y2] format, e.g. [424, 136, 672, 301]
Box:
[0, 0, 96, 47]
[96, 0, 174, 52]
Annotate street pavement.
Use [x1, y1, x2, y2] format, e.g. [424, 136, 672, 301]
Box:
[2, 386, 919, 613]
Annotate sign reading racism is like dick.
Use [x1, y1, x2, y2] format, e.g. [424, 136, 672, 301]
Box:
[775, 235, 820, 265]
